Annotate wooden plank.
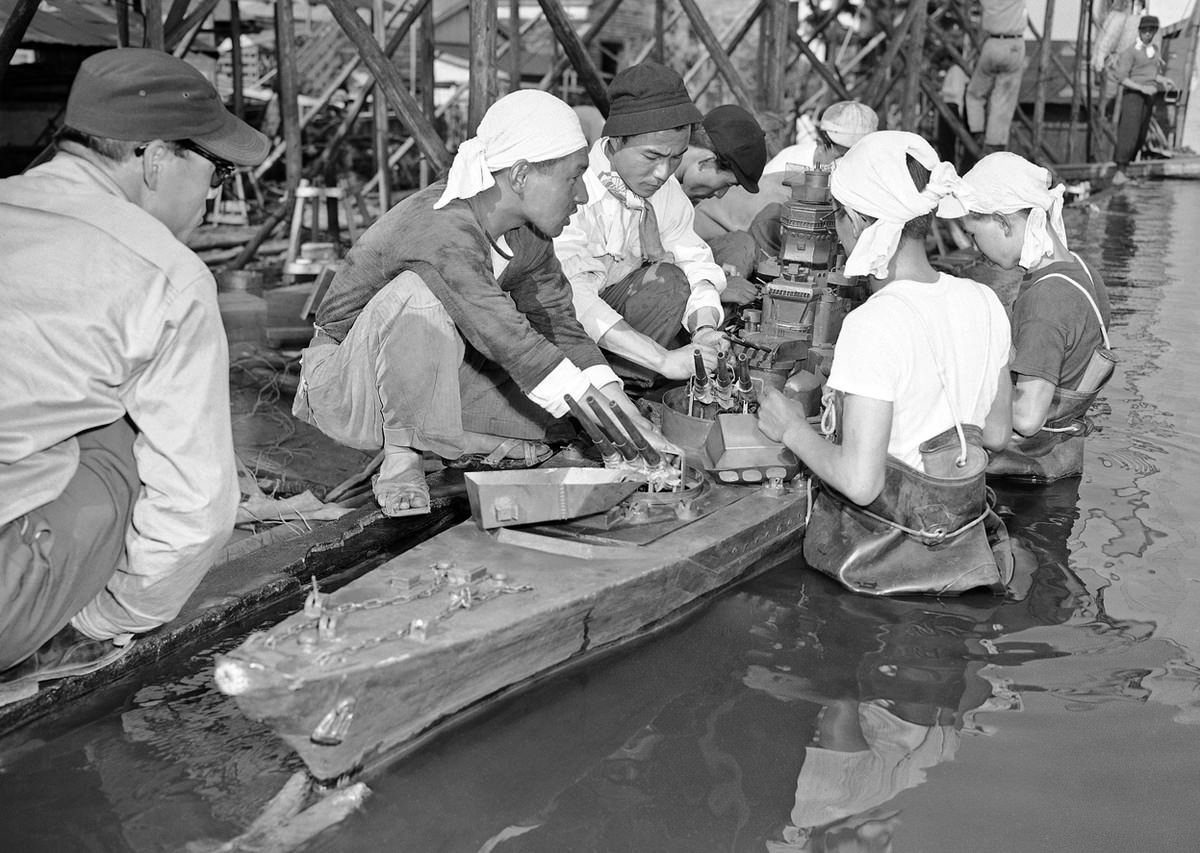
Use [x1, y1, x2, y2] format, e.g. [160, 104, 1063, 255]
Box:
[230, 0, 244, 120]
[216, 483, 808, 780]
[324, 0, 451, 174]
[0, 0, 39, 91]
[685, 0, 763, 89]
[535, 0, 610, 113]
[468, 0, 498, 134]
[372, 0, 392, 211]
[789, 29, 852, 101]
[676, 0, 758, 118]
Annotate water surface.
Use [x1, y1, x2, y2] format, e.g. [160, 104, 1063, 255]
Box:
[1, 180, 1198, 852]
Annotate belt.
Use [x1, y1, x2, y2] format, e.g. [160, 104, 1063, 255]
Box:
[989, 33, 1023, 38]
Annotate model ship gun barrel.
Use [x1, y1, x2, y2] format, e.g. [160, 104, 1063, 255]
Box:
[606, 399, 662, 467]
[735, 352, 756, 413]
[564, 394, 621, 464]
[587, 396, 642, 463]
[714, 349, 734, 409]
[689, 348, 713, 417]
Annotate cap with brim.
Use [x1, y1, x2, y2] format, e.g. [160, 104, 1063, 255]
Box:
[1139, 15, 1159, 29]
[65, 47, 269, 166]
[601, 60, 703, 138]
[702, 104, 767, 193]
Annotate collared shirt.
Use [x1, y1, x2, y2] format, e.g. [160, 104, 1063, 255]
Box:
[554, 139, 726, 341]
[0, 153, 237, 639]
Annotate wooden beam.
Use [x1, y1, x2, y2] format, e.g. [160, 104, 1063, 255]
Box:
[144, 0, 165, 50]
[789, 30, 852, 101]
[902, 0, 928, 130]
[0, 0, 40, 91]
[865, 3, 916, 109]
[1033, 0, 1056, 153]
[685, 0, 763, 89]
[676, 0, 758, 115]
[535, 0, 610, 112]
[372, 0, 391, 211]
[762, 0, 789, 112]
[538, 0, 624, 91]
[654, 0, 665, 63]
[919, 73, 984, 160]
[276, 0, 303, 195]
[230, 0, 244, 120]
[469, 0, 498, 134]
[165, 0, 220, 49]
[117, 0, 131, 48]
[164, 0, 192, 37]
[323, 0, 451, 174]
[508, 0, 521, 92]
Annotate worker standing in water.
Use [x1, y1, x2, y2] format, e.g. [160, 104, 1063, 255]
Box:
[756, 132, 1014, 596]
[941, 152, 1114, 481]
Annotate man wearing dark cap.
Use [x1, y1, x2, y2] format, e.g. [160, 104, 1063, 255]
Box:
[0, 48, 269, 696]
[674, 104, 767, 305]
[554, 61, 729, 385]
[1110, 15, 1175, 185]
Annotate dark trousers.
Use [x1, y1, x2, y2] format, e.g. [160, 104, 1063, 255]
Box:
[1114, 89, 1156, 168]
[0, 419, 138, 670]
[601, 261, 691, 387]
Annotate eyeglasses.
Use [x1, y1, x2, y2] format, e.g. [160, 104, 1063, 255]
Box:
[135, 140, 237, 188]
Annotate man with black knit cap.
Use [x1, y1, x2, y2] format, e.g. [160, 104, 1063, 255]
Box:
[554, 61, 728, 385]
[674, 104, 767, 305]
[0, 48, 269, 697]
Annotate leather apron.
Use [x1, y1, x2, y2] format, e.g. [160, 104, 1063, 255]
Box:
[803, 424, 1014, 597]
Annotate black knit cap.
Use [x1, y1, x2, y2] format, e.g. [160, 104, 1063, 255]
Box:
[1139, 15, 1159, 29]
[702, 104, 767, 193]
[602, 61, 703, 138]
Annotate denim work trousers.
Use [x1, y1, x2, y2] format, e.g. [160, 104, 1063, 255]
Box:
[0, 419, 138, 669]
[294, 271, 555, 460]
[600, 261, 692, 386]
[705, 230, 757, 278]
[965, 36, 1027, 147]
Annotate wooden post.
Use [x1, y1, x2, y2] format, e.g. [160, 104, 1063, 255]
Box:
[419, 0, 436, 186]
[230, 0, 244, 120]
[324, 0, 451, 173]
[535, 0, 610, 112]
[762, 0, 788, 113]
[789, 30, 852, 101]
[1033, 0, 1056, 154]
[538, 0, 625, 91]
[469, 0, 498, 134]
[509, 0, 521, 92]
[145, 0, 165, 50]
[655, 0, 665, 64]
[0, 0, 39, 92]
[165, 0, 220, 50]
[117, 0, 131, 47]
[902, 0, 928, 130]
[676, 0, 759, 116]
[164, 0, 192, 37]
[372, 0, 391, 211]
[276, 0, 302, 196]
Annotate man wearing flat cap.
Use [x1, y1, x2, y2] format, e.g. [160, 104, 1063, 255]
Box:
[0, 48, 269, 692]
[674, 104, 767, 304]
[1110, 15, 1175, 185]
[554, 61, 729, 385]
[298, 90, 669, 517]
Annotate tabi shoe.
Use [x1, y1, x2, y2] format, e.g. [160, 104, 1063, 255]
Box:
[373, 445, 431, 517]
[0, 625, 134, 706]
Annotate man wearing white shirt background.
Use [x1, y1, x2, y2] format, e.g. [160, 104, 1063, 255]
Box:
[553, 62, 729, 386]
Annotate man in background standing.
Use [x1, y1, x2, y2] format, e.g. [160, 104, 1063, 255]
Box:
[965, 0, 1028, 153]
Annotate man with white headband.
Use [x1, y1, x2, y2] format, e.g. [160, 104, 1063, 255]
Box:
[295, 90, 666, 515]
[755, 131, 1014, 596]
[941, 152, 1113, 481]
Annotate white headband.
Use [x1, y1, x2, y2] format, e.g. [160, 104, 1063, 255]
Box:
[938, 152, 1067, 269]
[434, 89, 588, 210]
[830, 131, 973, 279]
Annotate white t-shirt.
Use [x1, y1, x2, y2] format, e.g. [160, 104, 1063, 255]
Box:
[826, 274, 1011, 469]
